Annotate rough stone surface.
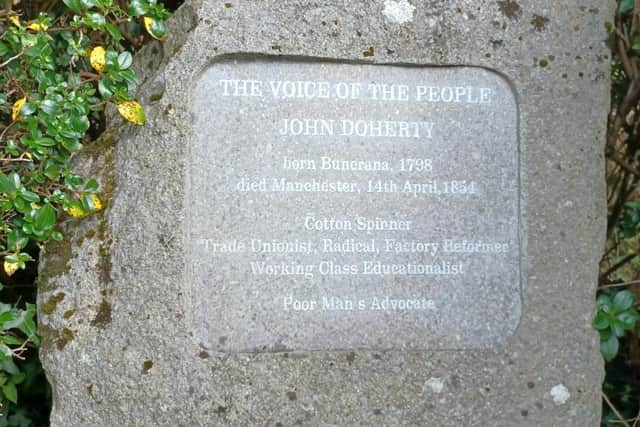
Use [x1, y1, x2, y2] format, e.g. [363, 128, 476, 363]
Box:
[38, 0, 613, 425]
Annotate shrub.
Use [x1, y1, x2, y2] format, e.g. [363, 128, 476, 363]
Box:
[0, 0, 170, 423]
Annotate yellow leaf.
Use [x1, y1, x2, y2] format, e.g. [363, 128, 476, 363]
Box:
[67, 205, 87, 218]
[88, 194, 102, 211]
[9, 15, 20, 28]
[11, 98, 26, 121]
[4, 261, 18, 277]
[26, 22, 48, 31]
[143, 16, 166, 40]
[117, 101, 146, 125]
[90, 46, 106, 73]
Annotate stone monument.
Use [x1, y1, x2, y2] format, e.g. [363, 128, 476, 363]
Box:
[39, 1, 612, 425]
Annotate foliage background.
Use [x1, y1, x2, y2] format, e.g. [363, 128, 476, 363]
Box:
[0, 0, 180, 424]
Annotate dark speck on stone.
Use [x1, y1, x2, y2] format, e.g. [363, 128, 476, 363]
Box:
[198, 351, 210, 359]
[450, 375, 461, 389]
[286, 391, 297, 401]
[527, 381, 535, 389]
[373, 409, 382, 415]
[363, 47, 374, 57]
[143, 359, 153, 372]
[531, 15, 549, 31]
[497, 0, 521, 20]
[521, 409, 528, 417]
[346, 352, 356, 365]
[224, 2, 232, 7]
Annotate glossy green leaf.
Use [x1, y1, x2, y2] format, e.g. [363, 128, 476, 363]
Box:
[63, 0, 84, 13]
[620, 0, 635, 13]
[117, 51, 133, 70]
[34, 204, 56, 231]
[2, 381, 17, 403]
[613, 290, 635, 312]
[601, 333, 620, 362]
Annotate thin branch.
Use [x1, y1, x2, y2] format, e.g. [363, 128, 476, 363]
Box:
[603, 391, 632, 427]
[607, 148, 640, 177]
[0, 50, 23, 69]
[632, 405, 640, 427]
[0, 120, 15, 143]
[601, 253, 639, 280]
[600, 279, 640, 289]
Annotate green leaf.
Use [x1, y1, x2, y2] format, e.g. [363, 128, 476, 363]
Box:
[612, 319, 626, 337]
[104, 23, 123, 42]
[2, 381, 17, 404]
[146, 17, 167, 39]
[3, 309, 26, 330]
[617, 310, 640, 329]
[10, 372, 26, 385]
[85, 179, 99, 192]
[81, 194, 94, 212]
[19, 102, 36, 117]
[84, 12, 106, 29]
[601, 333, 620, 362]
[0, 311, 18, 326]
[129, 0, 149, 16]
[70, 114, 90, 133]
[37, 137, 56, 147]
[18, 304, 37, 346]
[593, 311, 610, 330]
[20, 190, 40, 203]
[0, 173, 17, 195]
[98, 78, 114, 98]
[0, 360, 19, 375]
[40, 99, 59, 115]
[613, 290, 635, 312]
[620, 0, 635, 13]
[9, 173, 20, 190]
[7, 230, 28, 252]
[63, 0, 84, 13]
[14, 197, 30, 214]
[34, 204, 56, 231]
[117, 51, 133, 70]
[0, 345, 12, 363]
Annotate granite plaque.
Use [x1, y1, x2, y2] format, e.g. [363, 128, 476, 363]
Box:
[191, 59, 520, 352]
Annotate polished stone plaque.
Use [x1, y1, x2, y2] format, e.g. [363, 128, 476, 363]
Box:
[191, 59, 520, 352]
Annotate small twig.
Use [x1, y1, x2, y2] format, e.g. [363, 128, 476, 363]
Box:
[0, 50, 23, 69]
[600, 279, 640, 289]
[607, 148, 640, 177]
[603, 391, 632, 427]
[0, 120, 15, 143]
[601, 253, 639, 280]
[632, 406, 640, 427]
[619, 37, 636, 80]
